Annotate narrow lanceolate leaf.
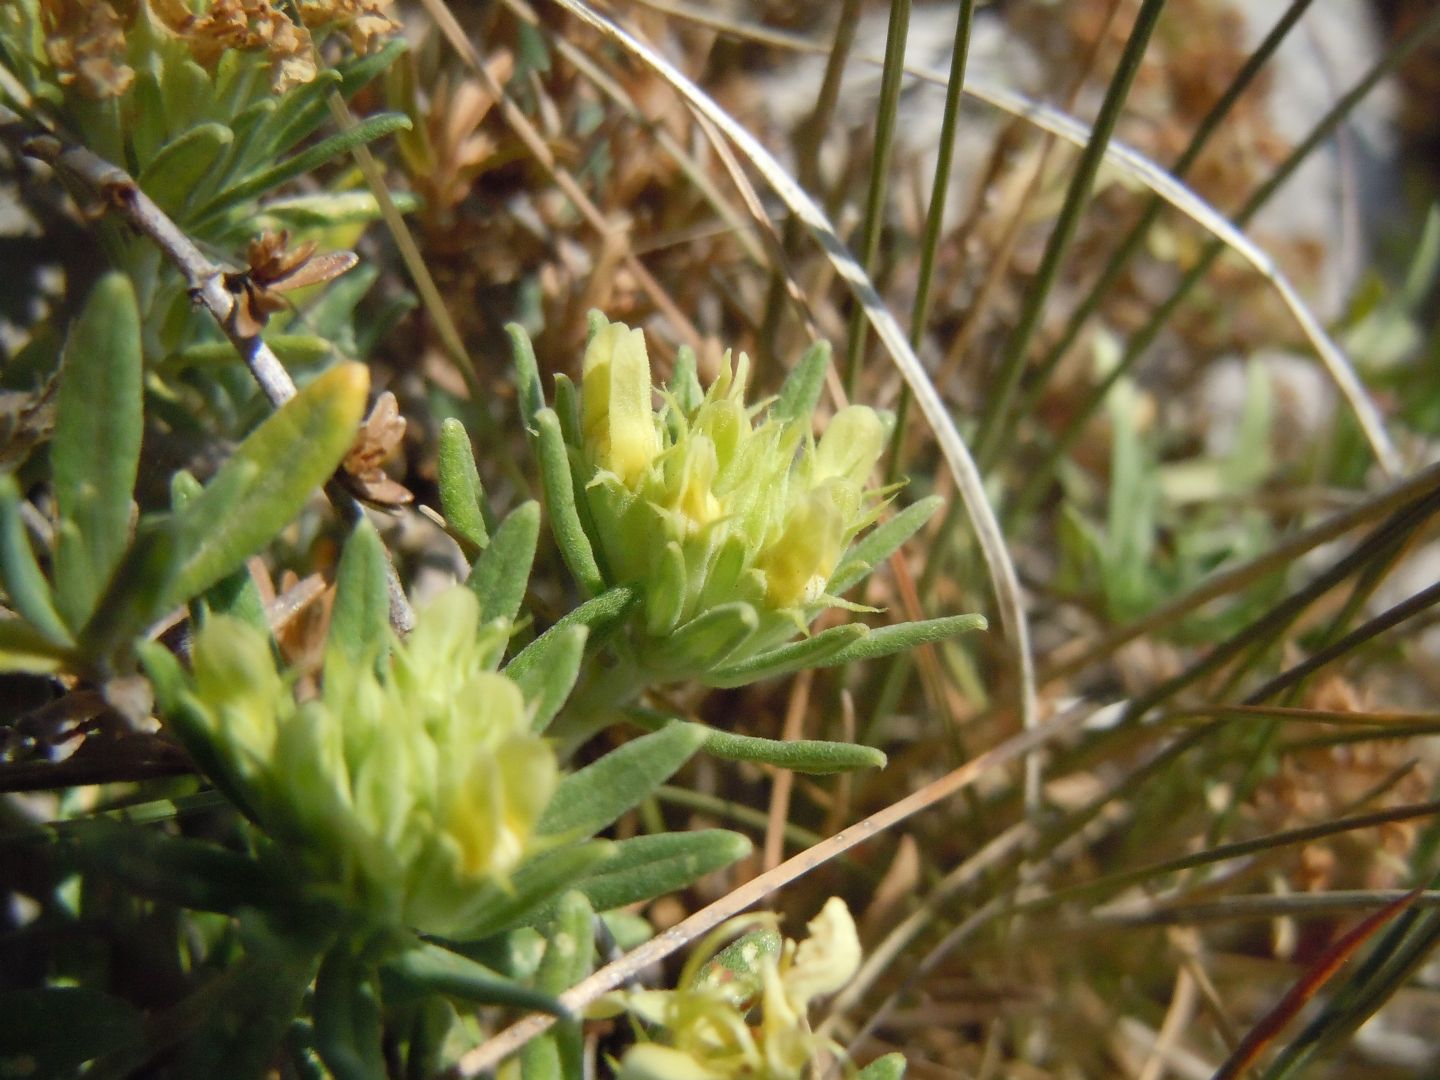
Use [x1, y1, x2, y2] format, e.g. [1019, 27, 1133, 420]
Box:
[828, 494, 943, 594]
[0, 474, 70, 646]
[463, 840, 615, 938]
[161, 363, 369, 614]
[539, 723, 708, 840]
[507, 322, 545, 428]
[567, 830, 751, 914]
[657, 601, 758, 674]
[136, 122, 234, 216]
[327, 518, 389, 671]
[0, 618, 72, 674]
[519, 1033, 564, 1080]
[438, 418, 489, 553]
[506, 624, 587, 733]
[51, 273, 142, 631]
[772, 340, 832, 425]
[505, 587, 634, 686]
[77, 518, 183, 666]
[194, 112, 412, 225]
[537, 892, 596, 995]
[698, 728, 886, 774]
[705, 623, 868, 688]
[466, 500, 539, 624]
[533, 409, 604, 595]
[313, 949, 385, 1080]
[819, 613, 988, 666]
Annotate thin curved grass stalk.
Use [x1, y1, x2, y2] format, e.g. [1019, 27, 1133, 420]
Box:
[970, 0, 1167, 470]
[842, 0, 910, 395]
[886, 0, 974, 484]
[454, 708, 1083, 1075]
[633, 0, 1400, 474]
[1016, 0, 1318, 425]
[541, 0, 1040, 810]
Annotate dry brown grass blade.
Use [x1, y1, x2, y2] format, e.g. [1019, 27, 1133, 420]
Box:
[455, 708, 1084, 1074]
[416, 0, 704, 354]
[1212, 890, 1421, 1080]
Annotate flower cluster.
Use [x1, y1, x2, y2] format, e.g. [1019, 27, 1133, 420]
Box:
[151, 587, 557, 937]
[601, 898, 864, 1080]
[573, 318, 889, 680]
[21, 0, 397, 98]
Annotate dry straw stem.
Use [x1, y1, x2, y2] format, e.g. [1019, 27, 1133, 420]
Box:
[540, 0, 1041, 805]
[455, 708, 1085, 1074]
[636, 0, 1402, 477]
[0, 104, 415, 632]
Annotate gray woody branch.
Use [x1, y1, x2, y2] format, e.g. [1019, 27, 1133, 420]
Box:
[0, 103, 415, 633]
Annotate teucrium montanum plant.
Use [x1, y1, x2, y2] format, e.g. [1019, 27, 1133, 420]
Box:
[510, 312, 985, 696]
[145, 581, 557, 938]
[596, 897, 905, 1080]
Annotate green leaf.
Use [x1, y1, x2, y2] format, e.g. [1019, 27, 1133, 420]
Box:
[773, 339, 832, 424]
[668, 344, 703, 414]
[533, 408, 605, 595]
[208, 96, 277, 191]
[657, 602, 758, 673]
[160, 59, 214, 137]
[553, 373, 581, 448]
[705, 623, 867, 688]
[523, 893, 591, 1080]
[76, 517, 183, 666]
[383, 940, 571, 1012]
[167, 333, 333, 371]
[0, 988, 143, 1077]
[64, 820, 290, 914]
[0, 618, 71, 673]
[506, 624, 586, 733]
[136, 122, 234, 216]
[466, 500, 538, 624]
[51, 272, 142, 631]
[195, 558, 268, 632]
[519, 1033, 563, 1080]
[314, 948, 385, 1080]
[855, 1053, 908, 1080]
[140, 642, 263, 822]
[231, 69, 344, 180]
[539, 722, 707, 840]
[569, 830, 751, 914]
[195, 112, 412, 226]
[0, 474, 71, 646]
[156, 930, 321, 1080]
[630, 711, 887, 773]
[507, 322, 546, 426]
[829, 495, 942, 594]
[438, 418, 489, 554]
[645, 540, 687, 637]
[505, 586, 632, 689]
[160, 362, 369, 613]
[328, 518, 389, 671]
[460, 840, 614, 938]
[337, 37, 408, 100]
[819, 614, 987, 666]
[536, 891, 595, 994]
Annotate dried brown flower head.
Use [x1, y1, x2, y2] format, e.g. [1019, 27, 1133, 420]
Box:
[40, 0, 133, 98]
